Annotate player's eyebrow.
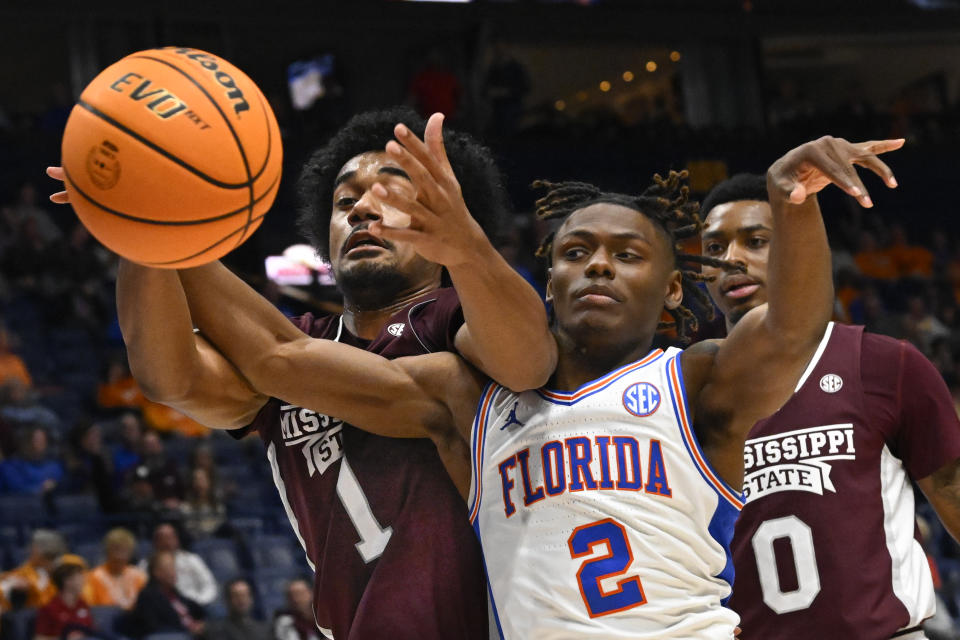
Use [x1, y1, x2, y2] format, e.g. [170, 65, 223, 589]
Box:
[334, 166, 411, 188]
[561, 229, 652, 244]
[701, 224, 771, 241]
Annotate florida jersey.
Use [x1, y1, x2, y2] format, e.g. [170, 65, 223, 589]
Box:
[469, 347, 742, 639]
[729, 322, 960, 639]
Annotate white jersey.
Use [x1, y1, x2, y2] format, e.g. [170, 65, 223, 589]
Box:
[468, 348, 743, 639]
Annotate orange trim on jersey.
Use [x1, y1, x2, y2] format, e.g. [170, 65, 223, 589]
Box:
[469, 384, 500, 524]
[667, 357, 744, 510]
[538, 350, 664, 404]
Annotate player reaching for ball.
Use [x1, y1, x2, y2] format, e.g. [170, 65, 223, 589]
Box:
[699, 173, 960, 639]
[52, 107, 557, 639]
[130, 135, 902, 638]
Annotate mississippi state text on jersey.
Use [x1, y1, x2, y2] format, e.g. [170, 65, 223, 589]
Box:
[729, 322, 960, 638]
[237, 288, 488, 640]
[469, 347, 742, 639]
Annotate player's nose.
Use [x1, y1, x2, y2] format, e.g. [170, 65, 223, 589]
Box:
[584, 248, 615, 279]
[347, 191, 382, 226]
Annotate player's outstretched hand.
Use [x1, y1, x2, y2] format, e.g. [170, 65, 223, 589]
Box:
[367, 112, 488, 268]
[767, 136, 903, 208]
[45, 166, 69, 204]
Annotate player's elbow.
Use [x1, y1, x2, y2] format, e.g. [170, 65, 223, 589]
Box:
[494, 343, 557, 392]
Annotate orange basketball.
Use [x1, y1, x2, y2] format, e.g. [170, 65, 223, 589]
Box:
[61, 47, 282, 268]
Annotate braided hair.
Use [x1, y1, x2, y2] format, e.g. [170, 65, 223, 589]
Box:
[533, 170, 742, 341]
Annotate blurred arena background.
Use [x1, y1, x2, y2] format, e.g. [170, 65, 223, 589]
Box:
[1, 0, 960, 638]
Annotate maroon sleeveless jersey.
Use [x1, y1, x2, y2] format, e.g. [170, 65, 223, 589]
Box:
[239, 288, 488, 640]
[729, 322, 960, 639]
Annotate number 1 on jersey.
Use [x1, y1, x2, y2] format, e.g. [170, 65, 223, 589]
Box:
[336, 456, 393, 563]
[568, 518, 647, 618]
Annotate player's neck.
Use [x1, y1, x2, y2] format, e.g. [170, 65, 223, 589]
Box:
[549, 331, 656, 390]
[341, 283, 440, 340]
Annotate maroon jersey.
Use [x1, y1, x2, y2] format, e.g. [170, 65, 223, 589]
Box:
[729, 322, 960, 639]
[240, 288, 488, 640]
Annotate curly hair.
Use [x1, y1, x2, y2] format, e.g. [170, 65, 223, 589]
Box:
[700, 173, 768, 217]
[297, 107, 509, 259]
[533, 171, 742, 341]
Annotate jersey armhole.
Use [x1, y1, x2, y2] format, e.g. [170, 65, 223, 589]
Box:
[667, 354, 745, 510]
[467, 382, 501, 525]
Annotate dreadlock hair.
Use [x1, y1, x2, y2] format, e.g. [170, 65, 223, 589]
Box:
[700, 173, 767, 217]
[297, 106, 509, 260]
[532, 170, 743, 342]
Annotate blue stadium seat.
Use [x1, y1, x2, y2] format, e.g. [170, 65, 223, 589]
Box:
[252, 566, 303, 621]
[52, 493, 101, 521]
[90, 605, 125, 635]
[3, 607, 36, 639]
[0, 494, 45, 526]
[75, 541, 104, 567]
[192, 538, 241, 581]
[249, 535, 299, 570]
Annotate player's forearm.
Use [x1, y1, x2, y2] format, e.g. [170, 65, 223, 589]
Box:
[447, 241, 556, 390]
[117, 260, 205, 402]
[919, 461, 960, 544]
[177, 261, 304, 381]
[764, 183, 834, 345]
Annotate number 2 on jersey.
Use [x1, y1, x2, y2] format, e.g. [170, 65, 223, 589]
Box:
[568, 518, 647, 618]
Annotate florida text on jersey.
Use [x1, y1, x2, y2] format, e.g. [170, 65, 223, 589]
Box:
[468, 347, 742, 639]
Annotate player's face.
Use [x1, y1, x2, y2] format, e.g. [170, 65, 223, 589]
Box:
[701, 200, 772, 328]
[328, 152, 440, 290]
[547, 203, 681, 347]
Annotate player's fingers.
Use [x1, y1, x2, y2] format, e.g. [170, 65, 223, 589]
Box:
[821, 141, 872, 206]
[850, 152, 897, 189]
[49, 191, 69, 204]
[46, 166, 65, 181]
[851, 140, 901, 188]
[857, 138, 905, 156]
[371, 183, 440, 225]
[423, 113, 452, 173]
[385, 140, 446, 205]
[394, 122, 452, 188]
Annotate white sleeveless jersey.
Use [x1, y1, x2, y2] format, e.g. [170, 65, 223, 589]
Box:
[467, 348, 743, 639]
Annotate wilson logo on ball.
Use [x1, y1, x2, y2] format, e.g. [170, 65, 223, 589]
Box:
[166, 47, 251, 116]
[86, 140, 121, 190]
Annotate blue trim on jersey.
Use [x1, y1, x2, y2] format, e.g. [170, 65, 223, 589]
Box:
[473, 519, 506, 640]
[536, 349, 665, 406]
[468, 382, 501, 525]
[667, 354, 745, 506]
[708, 497, 739, 604]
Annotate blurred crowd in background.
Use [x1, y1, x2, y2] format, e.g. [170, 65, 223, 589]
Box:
[3, 2, 960, 637]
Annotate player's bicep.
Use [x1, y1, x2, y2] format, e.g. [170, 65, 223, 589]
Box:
[169, 335, 268, 430]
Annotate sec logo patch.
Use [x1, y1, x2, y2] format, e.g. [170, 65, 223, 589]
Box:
[623, 382, 661, 417]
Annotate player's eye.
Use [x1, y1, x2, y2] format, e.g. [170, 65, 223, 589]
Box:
[616, 251, 642, 261]
[704, 242, 724, 256]
[335, 197, 357, 208]
[563, 247, 588, 260]
[748, 236, 769, 249]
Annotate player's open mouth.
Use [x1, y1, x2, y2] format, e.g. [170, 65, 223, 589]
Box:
[721, 276, 761, 300]
[343, 231, 389, 258]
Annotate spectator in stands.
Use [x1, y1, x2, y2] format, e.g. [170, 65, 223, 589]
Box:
[0, 322, 31, 388]
[83, 528, 147, 610]
[65, 421, 115, 511]
[854, 230, 899, 281]
[111, 412, 142, 481]
[407, 47, 461, 120]
[180, 467, 227, 540]
[140, 523, 217, 606]
[126, 431, 184, 509]
[904, 295, 950, 355]
[127, 550, 205, 639]
[97, 359, 145, 410]
[0, 529, 66, 612]
[205, 578, 268, 640]
[34, 555, 96, 640]
[888, 224, 934, 279]
[4, 181, 61, 246]
[0, 380, 59, 432]
[272, 578, 321, 640]
[188, 444, 224, 500]
[0, 426, 63, 495]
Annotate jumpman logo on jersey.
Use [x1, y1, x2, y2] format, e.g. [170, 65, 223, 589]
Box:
[501, 402, 524, 430]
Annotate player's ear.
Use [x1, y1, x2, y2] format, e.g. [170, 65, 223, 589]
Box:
[664, 269, 682, 310]
[545, 268, 554, 305]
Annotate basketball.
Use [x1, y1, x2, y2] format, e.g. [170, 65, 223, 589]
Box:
[60, 47, 282, 268]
